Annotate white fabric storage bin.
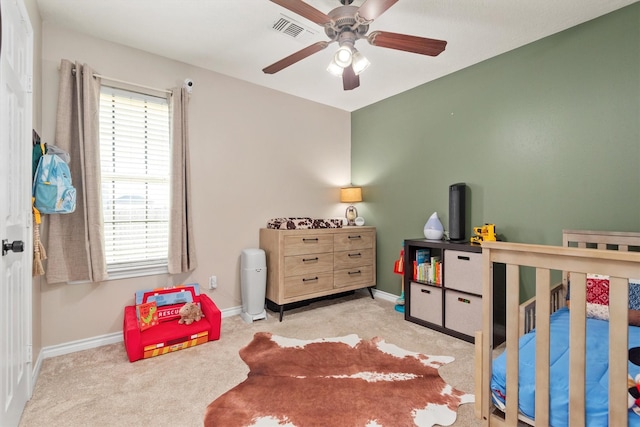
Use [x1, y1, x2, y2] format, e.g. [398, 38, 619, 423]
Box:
[444, 250, 482, 294]
[444, 289, 481, 337]
[409, 282, 442, 326]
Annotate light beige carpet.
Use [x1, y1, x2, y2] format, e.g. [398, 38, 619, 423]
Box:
[19, 291, 481, 427]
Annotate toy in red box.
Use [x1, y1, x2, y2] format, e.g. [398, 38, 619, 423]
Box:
[123, 289, 221, 362]
[178, 302, 203, 325]
[135, 284, 200, 322]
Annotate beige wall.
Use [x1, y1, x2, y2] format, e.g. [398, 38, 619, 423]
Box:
[39, 22, 351, 347]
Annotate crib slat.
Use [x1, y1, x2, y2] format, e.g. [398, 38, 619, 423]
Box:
[474, 330, 483, 420]
[608, 277, 629, 426]
[534, 268, 551, 426]
[505, 264, 520, 427]
[568, 272, 586, 426]
[481, 249, 494, 427]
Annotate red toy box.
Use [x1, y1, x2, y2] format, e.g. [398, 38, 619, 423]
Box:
[123, 292, 221, 362]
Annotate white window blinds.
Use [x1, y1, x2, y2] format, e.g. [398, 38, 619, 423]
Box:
[99, 86, 171, 270]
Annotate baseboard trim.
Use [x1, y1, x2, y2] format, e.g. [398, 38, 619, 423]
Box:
[30, 292, 398, 392]
[40, 308, 241, 360]
[30, 349, 44, 398]
[38, 292, 398, 361]
[221, 306, 243, 317]
[37, 291, 397, 360]
[371, 288, 400, 303]
[42, 332, 124, 359]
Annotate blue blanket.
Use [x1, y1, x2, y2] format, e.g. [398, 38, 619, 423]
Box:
[491, 307, 640, 426]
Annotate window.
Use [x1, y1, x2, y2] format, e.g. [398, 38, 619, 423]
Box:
[99, 86, 171, 273]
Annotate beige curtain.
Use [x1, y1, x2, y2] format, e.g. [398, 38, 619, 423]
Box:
[45, 60, 108, 283]
[168, 87, 197, 273]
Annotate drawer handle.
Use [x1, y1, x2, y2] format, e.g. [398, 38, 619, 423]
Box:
[302, 277, 319, 282]
[302, 238, 319, 242]
[348, 235, 362, 240]
[421, 289, 431, 294]
[457, 255, 470, 261]
[348, 270, 362, 275]
[302, 257, 319, 262]
[458, 297, 471, 304]
[348, 252, 362, 258]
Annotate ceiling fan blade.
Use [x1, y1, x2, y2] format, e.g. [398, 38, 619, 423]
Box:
[263, 41, 329, 74]
[342, 65, 360, 91]
[269, 0, 333, 26]
[368, 31, 447, 56]
[356, 0, 399, 22]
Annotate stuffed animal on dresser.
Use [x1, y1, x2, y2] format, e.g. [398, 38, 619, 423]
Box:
[178, 302, 203, 325]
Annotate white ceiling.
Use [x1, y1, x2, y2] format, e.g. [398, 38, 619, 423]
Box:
[36, 0, 638, 112]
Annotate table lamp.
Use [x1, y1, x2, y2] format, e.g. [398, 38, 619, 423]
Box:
[340, 186, 362, 226]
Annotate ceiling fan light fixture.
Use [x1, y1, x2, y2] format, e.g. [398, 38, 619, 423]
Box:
[326, 59, 344, 77]
[333, 45, 353, 68]
[351, 50, 370, 75]
[263, 0, 448, 92]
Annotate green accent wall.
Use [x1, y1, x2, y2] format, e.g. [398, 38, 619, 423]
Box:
[351, 4, 640, 299]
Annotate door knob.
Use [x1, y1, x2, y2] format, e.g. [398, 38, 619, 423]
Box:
[2, 239, 25, 256]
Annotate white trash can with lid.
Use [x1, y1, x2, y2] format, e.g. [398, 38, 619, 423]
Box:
[240, 248, 267, 323]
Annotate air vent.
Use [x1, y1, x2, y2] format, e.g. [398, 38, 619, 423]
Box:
[270, 14, 318, 43]
[274, 17, 304, 37]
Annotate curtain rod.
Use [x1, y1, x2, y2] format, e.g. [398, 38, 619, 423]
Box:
[71, 68, 172, 94]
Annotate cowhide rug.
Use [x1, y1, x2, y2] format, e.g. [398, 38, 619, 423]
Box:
[204, 332, 473, 427]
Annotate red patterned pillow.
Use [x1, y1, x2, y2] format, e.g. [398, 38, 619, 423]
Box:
[567, 275, 640, 325]
[586, 274, 609, 320]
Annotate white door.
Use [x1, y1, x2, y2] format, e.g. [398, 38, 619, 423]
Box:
[0, 0, 33, 426]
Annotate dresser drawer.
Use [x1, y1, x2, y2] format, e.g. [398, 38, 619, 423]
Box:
[444, 290, 482, 337]
[334, 265, 373, 288]
[409, 282, 442, 326]
[284, 234, 333, 256]
[334, 231, 374, 251]
[333, 248, 373, 270]
[444, 250, 481, 294]
[284, 272, 333, 298]
[284, 253, 333, 276]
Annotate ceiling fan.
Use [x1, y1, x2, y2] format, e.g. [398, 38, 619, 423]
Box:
[263, 0, 447, 91]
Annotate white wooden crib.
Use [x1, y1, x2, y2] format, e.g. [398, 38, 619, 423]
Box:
[475, 230, 640, 426]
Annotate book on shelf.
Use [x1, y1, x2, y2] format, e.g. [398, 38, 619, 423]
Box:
[414, 262, 430, 282]
[430, 256, 441, 284]
[416, 249, 430, 265]
[411, 252, 442, 285]
[413, 249, 433, 282]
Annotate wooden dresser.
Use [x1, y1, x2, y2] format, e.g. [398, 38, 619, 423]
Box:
[259, 226, 376, 320]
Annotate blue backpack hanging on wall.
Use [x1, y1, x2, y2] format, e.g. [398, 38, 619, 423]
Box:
[33, 152, 77, 214]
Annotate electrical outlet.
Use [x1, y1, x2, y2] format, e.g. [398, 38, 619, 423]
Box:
[209, 275, 217, 289]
